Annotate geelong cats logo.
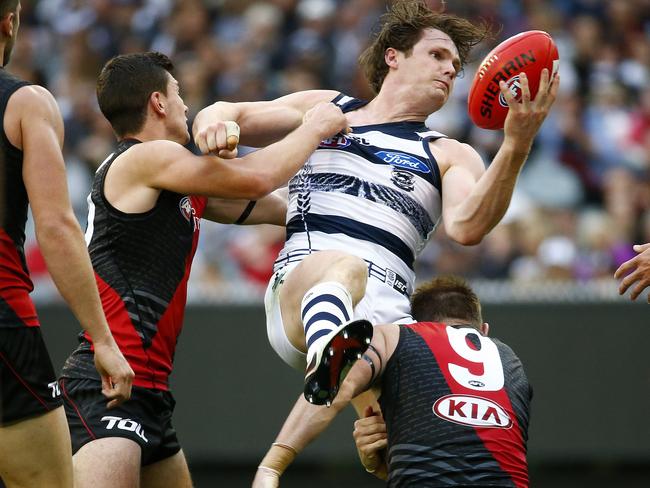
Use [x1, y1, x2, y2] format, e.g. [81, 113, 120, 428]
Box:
[391, 168, 415, 192]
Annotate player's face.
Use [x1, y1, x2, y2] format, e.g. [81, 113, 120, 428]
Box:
[3, 2, 20, 67]
[400, 28, 460, 111]
[164, 74, 189, 145]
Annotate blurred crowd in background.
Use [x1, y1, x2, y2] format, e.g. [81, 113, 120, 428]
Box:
[12, 0, 650, 302]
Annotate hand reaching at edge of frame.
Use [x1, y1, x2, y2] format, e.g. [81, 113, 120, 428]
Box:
[615, 243, 650, 303]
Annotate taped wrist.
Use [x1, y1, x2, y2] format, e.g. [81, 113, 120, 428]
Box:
[257, 465, 281, 476]
[260, 442, 297, 474]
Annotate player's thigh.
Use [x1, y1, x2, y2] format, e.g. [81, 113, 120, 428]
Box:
[73, 437, 141, 488]
[0, 407, 73, 488]
[141, 450, 192, 488]
[280, 250, 366, 330]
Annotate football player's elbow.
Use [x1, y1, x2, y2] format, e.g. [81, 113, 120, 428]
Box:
[447, 226, 485, 246]
[34, 211, 81, 245]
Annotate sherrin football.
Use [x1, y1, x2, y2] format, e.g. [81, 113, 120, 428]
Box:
[467, 30, 559, 130]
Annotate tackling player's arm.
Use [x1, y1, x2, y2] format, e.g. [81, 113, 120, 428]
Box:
[252, 325, 397, 487]
[440, 69, 559, 246]
[353, 406, 389, 480]
[203, 188, 287, 226]
[13, 86, 134, 407]
[115, 102, 346, 206]
[193, 90, 338, 154]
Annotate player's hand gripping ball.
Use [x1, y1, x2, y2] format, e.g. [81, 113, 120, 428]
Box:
[467, 30, 559, 130]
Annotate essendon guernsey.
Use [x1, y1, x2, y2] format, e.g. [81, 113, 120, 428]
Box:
[0, 69, 38, 329]
[61, 140, 206, 390]
[379, 322, 531, 487]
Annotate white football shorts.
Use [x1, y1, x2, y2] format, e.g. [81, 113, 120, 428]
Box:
[264, 262, 414, 371]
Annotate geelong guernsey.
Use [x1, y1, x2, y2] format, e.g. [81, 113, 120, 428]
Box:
[275, 94, 444, 298]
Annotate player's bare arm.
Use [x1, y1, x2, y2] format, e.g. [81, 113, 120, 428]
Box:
[203, 188, 287, 226]
[253, 325, 396, 486]
[439, 69, 560, 245]
[349, 324, 398, 479]
[253, 383, 367, 487]
[107, 102, 346, 213]
[193, 90, 338, 153]
[13, 86, 133, 407]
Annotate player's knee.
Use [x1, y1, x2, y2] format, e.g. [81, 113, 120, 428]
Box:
[342, 254, 368, 281]
[299, 251, 368, 302]
[330, 254, 368, 302]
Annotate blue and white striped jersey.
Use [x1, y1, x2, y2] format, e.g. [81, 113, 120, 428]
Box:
[275, 94, 445, 298]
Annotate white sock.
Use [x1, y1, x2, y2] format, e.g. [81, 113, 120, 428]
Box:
[301, 281, 353, 355]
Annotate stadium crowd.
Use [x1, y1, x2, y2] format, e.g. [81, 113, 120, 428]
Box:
[13, 0, 650, 302]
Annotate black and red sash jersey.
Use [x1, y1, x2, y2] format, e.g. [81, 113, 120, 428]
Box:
[379, 322, 531, 488]
[61, 139, 206, 390]
[0, 69, 38, 329]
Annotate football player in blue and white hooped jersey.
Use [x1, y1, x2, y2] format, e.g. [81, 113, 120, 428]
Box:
[193, 0, 559, 407]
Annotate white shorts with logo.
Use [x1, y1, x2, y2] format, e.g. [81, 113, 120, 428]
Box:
[264, 262, 414, 371]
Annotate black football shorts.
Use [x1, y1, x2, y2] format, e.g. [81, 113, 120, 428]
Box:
[0, 327, 63, 425]
[60, 378, 180, 465]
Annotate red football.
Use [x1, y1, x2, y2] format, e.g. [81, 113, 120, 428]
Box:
[467, 30, 559, 130]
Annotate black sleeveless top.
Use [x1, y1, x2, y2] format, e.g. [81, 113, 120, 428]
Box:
[61, 139, 207, 389]
[379, 322, 532, 487]
[0, 69, 38, 328]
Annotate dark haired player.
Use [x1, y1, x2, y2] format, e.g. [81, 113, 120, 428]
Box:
[58, 51, 348, 487]
[254, 276, 532, 487]
[0, 1, 133, 487]
[193, 0, 559, 407]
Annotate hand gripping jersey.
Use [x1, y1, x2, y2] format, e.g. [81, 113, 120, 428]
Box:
[379, 322, 531, 487]
[0, 69, 39, 329]
[61, 140, 206, 390]
[274, 94, 444, 302]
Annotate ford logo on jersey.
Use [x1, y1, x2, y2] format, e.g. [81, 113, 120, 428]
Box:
[375, 151, 430, 173]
